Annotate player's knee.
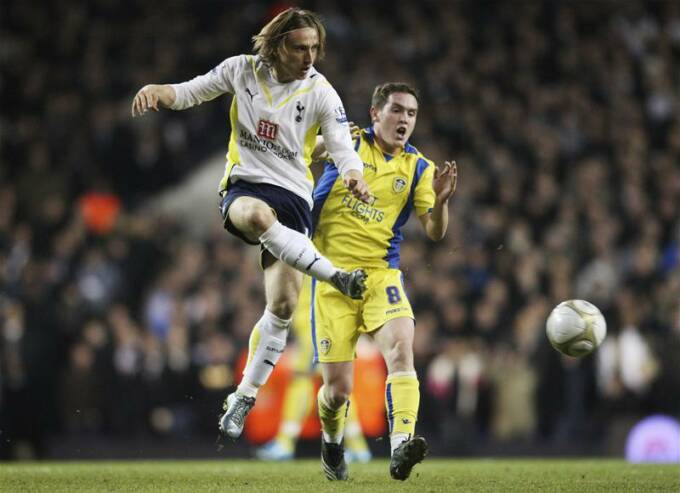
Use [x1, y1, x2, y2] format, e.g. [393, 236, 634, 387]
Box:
[268, 298, 296, 320]
[325, 383, 352, 409]
[245, 204, 275, 235]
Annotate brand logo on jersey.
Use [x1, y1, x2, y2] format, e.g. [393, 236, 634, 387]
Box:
[257, 119, 278, 140]
[319, 338, 332, 355]
[239, 129, 298, 161]
[295, 101, 305, 123]
[305, 254, 320, 271]
[335, 106, 348, 124]
[363, 162, 377, 172]
[245, 88, 257, 101]
[393, 177, 408, 193]
[341, 194, 384, 224]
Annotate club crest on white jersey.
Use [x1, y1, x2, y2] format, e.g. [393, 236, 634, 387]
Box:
[170, 55, 363, 208]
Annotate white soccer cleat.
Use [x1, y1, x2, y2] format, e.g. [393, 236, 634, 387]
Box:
[345, 448, 372, 463]
[255, 440, 294, 461]
[218, 392, 255, 440]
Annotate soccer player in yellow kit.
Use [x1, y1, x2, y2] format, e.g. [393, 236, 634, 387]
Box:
[310, 83, 457, 480]
[255, 274, 372, 463]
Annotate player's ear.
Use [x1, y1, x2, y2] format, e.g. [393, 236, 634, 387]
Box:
[276, 36, 289, 60]
[369, 106, 379, 123]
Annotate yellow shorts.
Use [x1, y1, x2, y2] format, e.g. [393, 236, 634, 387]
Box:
[308, 268, 414, 363]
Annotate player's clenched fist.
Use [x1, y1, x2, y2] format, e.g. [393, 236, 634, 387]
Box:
[343, 169, 372, 203]
[131, 84, 175, 117]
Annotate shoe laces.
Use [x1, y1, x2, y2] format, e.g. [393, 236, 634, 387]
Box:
[228, 396, 254, 425]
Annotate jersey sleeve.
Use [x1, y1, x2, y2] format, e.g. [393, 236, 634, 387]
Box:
[317, 84, 363, 177]
[169, 55, 243, 110]
[414, 158, 436, 216]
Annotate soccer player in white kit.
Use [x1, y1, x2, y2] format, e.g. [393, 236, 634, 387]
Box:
[131, 8, 372, 442]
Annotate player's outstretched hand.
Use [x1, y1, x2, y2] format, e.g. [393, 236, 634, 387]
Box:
[433, 160, 458, 203]
[131, 84, 173, 117]
[344, 169, 372, 203]
[348, 121, 361, 138]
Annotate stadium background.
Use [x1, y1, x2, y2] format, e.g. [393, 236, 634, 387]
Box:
[1, 0, 678, 461]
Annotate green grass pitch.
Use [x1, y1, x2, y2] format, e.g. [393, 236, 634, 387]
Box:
[2, 459, 678, 492]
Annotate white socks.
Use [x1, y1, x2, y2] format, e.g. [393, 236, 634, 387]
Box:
[390, 433, 409, 456]
[259, 221, 337, 281]
[237, 309, 290, 398]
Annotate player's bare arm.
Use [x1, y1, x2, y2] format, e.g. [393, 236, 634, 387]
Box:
[311, 135, 329, 164]
[131, 84, 176, 117]
[420, 160, 457, 241]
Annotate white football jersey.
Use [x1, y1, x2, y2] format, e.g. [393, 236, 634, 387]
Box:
[170, 54, 363, 208]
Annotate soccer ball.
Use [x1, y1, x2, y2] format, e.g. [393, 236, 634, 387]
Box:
[546, 300, 607, 357]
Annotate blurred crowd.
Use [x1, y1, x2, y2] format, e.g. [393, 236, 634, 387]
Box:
[1, 0, 679, 459]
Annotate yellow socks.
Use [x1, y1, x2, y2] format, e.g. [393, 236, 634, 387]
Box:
[385, 372, 419, 453]
[274, 375, 314, 448]
[344, 399, 370, 456]
[317, 385, 349, 444]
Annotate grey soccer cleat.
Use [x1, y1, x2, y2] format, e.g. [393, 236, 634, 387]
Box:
[218, 392, 255, 440]
[321, 439, 349, 481]
[330, 269, 367, 300]
[389, 435, 429, 481]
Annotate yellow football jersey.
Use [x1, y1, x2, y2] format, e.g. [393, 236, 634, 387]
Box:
[312, 127, 436, 270]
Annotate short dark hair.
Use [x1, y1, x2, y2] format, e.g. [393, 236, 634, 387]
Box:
[252, 8, 326, 66]
[371, 82, 419, 109]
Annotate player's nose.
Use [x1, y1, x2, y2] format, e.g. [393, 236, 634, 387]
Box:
[303, 48, 313, 63]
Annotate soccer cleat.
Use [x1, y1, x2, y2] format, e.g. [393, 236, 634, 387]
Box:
[330, 269, 367, 300]
[321, 440, 349, 481]
[389, 435, 429, 481]
[218, 392, 255, 440]
[345, 448, 372, 464]
[255, 440, 294, 461]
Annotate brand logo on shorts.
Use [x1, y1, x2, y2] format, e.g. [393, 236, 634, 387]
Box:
[393, 176, 407, 193]
[319, 338, 332, 355]
[257, 119, 278, 140]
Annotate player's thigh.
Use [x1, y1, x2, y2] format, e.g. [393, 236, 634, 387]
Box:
[228, 196, 276, 241]
[370, 316, 415, 372]
[313, 279, 362, 364]
[263, 260, 303, 318]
